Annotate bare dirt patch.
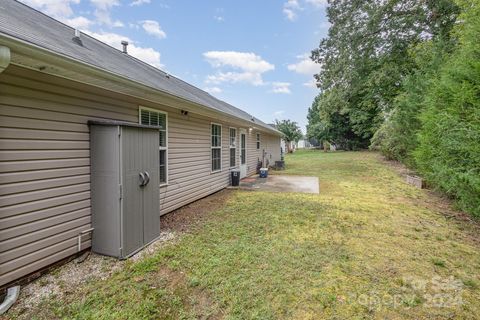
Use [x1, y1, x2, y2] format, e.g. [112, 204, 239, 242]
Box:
[156, 267, 222, 320]
[161, 189, 233, 233]
[375, 153, 417, 179]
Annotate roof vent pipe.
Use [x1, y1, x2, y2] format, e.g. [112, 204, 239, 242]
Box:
[72, 29, 83, 46]
[121, 40, 129, 54]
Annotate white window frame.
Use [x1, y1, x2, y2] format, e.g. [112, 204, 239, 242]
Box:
[229, 127, 237, 168]
[256, 133, 261, 150]
[139, 106, 168, 186]
[211, 122, 222, 173]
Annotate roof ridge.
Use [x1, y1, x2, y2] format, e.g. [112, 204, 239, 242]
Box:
[2, 0, 280, 134]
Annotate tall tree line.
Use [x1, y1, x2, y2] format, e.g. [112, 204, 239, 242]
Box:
[307, 0, 479, 217]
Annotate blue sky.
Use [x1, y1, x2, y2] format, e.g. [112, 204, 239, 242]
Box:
[21, 0, 329, 132]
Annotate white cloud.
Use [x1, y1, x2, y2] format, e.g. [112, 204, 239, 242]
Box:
[130, 0, 150, 6]
[20, 0, 80, 19]
[63, 16, 93, 29]
[203, 51, 274, 86]
[214, 16, 225, 22]
[204, 87, 222, 94]
[283, 0, 301, 21]
[274, 110, 285, 117]
[287, 54, 321, 75]
[305, 0, 328, 7]
[204, 51, 274, 73]
[90, 0, 123, 27]
[93, 11, 124, 27]
[129, 22, 140, 29]
[303, 79, 318, 88]
[85, 31, 163, 68]
[314, 21, 331, 35]
[90, 0, 118, 10]
[320, 21, 331, 29]
[271, 82, 291, 94]
[126, 45, 162, 68]
[283, 8, 296, 21]
[283, 0, 327, 21]
[206, 72, 265, 86]
[140, 20, 167, 39]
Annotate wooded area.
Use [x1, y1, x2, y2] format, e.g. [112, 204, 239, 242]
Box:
[307, 0, 479, 217]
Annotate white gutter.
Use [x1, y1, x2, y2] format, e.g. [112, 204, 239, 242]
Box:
[0, 46, 10, 73]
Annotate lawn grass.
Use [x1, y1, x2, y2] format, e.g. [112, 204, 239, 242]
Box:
[13, 151, 480, 319]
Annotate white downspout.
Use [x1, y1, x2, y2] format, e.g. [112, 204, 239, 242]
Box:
[0, 46, 11, 74]
[0, 286, 20, 315]
[0, 46, 16, 316]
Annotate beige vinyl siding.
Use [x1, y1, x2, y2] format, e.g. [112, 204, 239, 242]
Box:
[262, 134, 282, 167]
[244, 130, 281, 175]
[0, 65, 280, 286]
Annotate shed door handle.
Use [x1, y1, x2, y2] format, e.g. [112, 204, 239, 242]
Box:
[143, 171, 150, 186]
[139, 172, 146, 186]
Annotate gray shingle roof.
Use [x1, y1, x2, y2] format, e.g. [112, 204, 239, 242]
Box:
[0, 0, 279, 134]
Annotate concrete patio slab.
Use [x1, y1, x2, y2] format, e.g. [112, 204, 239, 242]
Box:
[238, 175, 319, 194]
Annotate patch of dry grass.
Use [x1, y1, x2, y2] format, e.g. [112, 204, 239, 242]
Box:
[7, 150, 480, 319]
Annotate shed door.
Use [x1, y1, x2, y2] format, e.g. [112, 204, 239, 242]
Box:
[142, 128, 160, 245]
[122, 127, 160, 257]
[122, 127, 144, 257]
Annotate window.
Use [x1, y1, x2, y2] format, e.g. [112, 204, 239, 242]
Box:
[140, 107, 167, 184]
[229, 128, 236, 167]
[211, 123, 222, 172]
[256, 133, 261, 150]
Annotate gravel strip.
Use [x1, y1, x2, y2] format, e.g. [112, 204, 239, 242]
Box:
[8, 231, 175, 316]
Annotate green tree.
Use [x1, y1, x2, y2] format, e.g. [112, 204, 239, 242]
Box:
[370, 0, 459, 163]
[414, 0, 480, 217]
[307, 93, 360, 150]
[307, 0, 479, 218]
[274, 119, 303, 153]
[308, 0, 459, 148]
[370, 39, 453, 164]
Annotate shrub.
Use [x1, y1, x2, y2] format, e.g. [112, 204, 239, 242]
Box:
[414, 1, 480, 217]
[371, 41, 449, 167]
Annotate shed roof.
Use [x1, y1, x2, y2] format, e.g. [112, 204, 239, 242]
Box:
[0, 0, 279, 134]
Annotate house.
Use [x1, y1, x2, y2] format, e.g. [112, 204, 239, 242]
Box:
[0, 0, 282, 288]
[296, 139, 311, 149]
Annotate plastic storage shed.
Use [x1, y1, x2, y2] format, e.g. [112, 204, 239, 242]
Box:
[89, 121, 160, 258]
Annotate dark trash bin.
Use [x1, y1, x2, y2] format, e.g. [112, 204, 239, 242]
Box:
[231, 170, 240, 186]
[259, 167, 268, 178]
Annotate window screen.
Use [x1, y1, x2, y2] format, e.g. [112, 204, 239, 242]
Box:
[211, 124, 222, 171]
[229, 128, 236, 167]
[140, 108, 167, 184]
